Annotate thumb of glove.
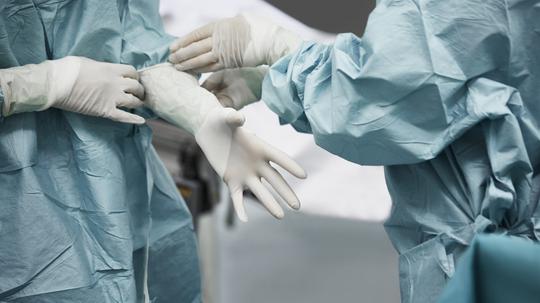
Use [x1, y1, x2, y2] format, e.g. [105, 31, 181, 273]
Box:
[224, 108, 246, 127]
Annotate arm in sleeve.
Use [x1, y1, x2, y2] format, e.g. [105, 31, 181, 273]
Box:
[119, 0, 175, 69]
[262, 0, 512, 165]
[118, 0, 176, 118]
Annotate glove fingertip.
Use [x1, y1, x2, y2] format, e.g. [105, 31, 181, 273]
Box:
[237, 211, 249, 223]
[133, 116, 146, 125]
[124, 117, 146, 125]
[297, 167, 308, 179]
[170, 39, 184, 53]
[288, 163, 307, 179]
[111, 111, 146, 125]
[174, 64, 186, 71]
[273, 209, 285, 220]
[231, 190, 248, 222]
[225, 110, 245, 127]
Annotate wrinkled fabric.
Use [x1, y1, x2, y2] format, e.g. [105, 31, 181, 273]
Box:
[0, 1, 201, 302]
[262, 0, 540, 302]
[438, 235, 540, 303]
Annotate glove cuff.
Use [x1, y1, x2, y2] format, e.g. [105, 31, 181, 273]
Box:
[241, 13, 302, 66]
[194, 107, 236, 177]
[47, 56, 82, 107]
[0, 57, 81, 116]
[0, 62, 51, 116]
[139, 63, 223, 134]
[268, 28, 302, 65]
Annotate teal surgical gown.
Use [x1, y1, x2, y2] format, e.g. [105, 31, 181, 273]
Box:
[0, 1, 200, 302]
[262, 0, 540, 302]
[438, 235, 540, 303]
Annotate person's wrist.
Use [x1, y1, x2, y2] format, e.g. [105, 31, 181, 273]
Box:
[0, 58, 79, 116]
[237, 66, 267, 108]
[193, 106, 235, 177]
[0, 71, 11, 116]
[47, 56, 81, 109]
[249, 66, 268, 100]
[181, 88, 223, 135]
[267, 28, 302, 66]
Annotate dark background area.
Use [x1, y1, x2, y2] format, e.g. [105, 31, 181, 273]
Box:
[264, 0, 375, 36]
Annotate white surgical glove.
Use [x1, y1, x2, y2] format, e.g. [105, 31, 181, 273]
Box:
[0, 56, 145, 124]
[169, 14, 301, 73]
[139, 64, 306, 221]
[202, 66, 268, 110]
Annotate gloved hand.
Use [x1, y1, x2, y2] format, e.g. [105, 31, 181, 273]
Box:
[0, 56, 145, 124]
[169, 14, 301, 73]
[139, 64, 306, 221]
[202, 66, 268, 110]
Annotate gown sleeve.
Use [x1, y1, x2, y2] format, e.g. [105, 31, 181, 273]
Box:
[119, 0, 175, 69]
[262, 0, 511, 165]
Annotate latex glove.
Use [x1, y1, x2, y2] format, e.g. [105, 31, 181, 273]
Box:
[0, 56, 145, 124]
[202, 66, 268, 110]
[169, 14, 301, 73]
[139, 64, 307, 221]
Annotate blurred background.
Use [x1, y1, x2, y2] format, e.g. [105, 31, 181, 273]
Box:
[151, 0, 400, 302]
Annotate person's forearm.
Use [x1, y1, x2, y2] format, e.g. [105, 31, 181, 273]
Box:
[262, 0, 512, 166]
[138, 63, 218, 134]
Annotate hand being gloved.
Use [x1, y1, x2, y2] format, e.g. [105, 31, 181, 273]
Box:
[202, 66, 268, 110]
[168, 14, 301, 73]
[139, 63, 306, 221]
[0, 56, 145, 124]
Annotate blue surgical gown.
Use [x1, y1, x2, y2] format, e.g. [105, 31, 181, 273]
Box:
[262, 0, 540, 302]
[0, 1, 200, 302]
[438, 235, 540, 303]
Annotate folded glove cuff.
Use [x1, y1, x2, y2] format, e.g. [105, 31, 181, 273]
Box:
[194, 107, 236, 177]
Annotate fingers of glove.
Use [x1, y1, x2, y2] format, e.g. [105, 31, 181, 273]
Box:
[170, 23, 215, 52]
[216, 94, 235, 108]
[108, 109, 145, 125]
[246, 177, 284, 219]
[169, 37, 212, 63]
[191, 62, 226, 74]
[223, 108, 245, 127]
[259, 165, 300, 210]
[228, 182, 248, 222]
[173, 52, 218, 72]
[260, 141, 307, 179]
[201, 71, 226, 91]
[116, 93, 144, 109]
[120, 78, 145, 99]
[114, 64, 139, 80]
